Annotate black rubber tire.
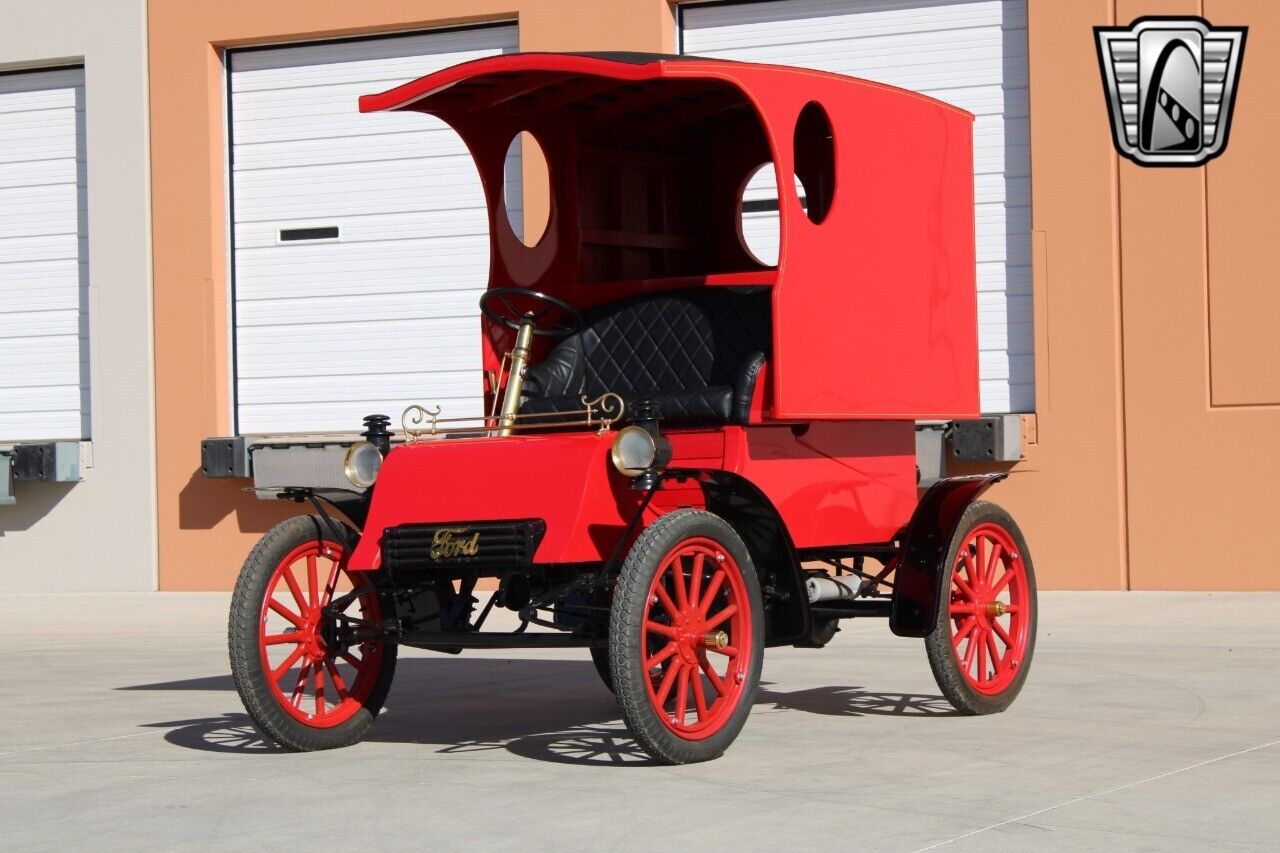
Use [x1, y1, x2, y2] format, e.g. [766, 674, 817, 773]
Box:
[228, 514, 397, 751]
[609, 509, 765, 764]
[924, 501, 1037, 715]
[590, 646, 614, 693]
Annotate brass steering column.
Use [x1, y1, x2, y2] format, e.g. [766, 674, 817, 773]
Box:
[496, 314, 536, 437]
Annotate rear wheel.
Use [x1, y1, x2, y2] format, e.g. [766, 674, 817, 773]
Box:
[228, 515, 397, 751]
[610, 509, 764, 764]
[925, 501, 1036, 714]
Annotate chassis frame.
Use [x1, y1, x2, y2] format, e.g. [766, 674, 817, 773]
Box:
[291, 468, 1008, 656]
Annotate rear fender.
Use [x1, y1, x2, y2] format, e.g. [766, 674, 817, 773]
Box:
[694, 470, 809, 647]
[889, 473, 1007, 637]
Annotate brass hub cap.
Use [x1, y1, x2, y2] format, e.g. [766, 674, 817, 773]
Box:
[702, 630, 729, 650]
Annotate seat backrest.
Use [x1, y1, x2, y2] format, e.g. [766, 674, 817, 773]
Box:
[543, 287, 771, 399]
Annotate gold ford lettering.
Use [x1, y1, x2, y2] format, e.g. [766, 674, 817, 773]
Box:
[430, 528, 481, 560]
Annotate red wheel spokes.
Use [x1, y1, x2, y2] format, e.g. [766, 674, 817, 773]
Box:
[947, 524, 1030, 695]
[258, 539, 384, 728]
[282, 570, 308, 614]
[324, 659, 349, 698]
[268, 599, 303, 626]
[322, 559, 341, 608]
[691, 668, 709, 721]
[647, 642, 678, 670]
[688, 553, 705, 610]
[698, 652, 726, 695]
[640, 538, 751, 740]
[990, 567, 1015, 596]
[699, 570, 726, 616]
[704, 604, 737, 631]
[960, 631, 979, 673]
[272, 646, 305, 681]
[306, 555, 319, 608]
[653, 583, 679, 620]
[991, 619, 1014, 649]
[290, 663, 310, 707]
[645, 620, 680, 640]
[962, 550, 981, 589]
[675, 666, 691, 723]
[655, 661, 681, 706]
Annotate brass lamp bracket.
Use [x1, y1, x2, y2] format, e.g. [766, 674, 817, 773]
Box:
[400, 392, 624, 442]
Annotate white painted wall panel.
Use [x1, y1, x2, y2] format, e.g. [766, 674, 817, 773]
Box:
[0, 66, 89, 441]
[0, 0, 156, 593]
[682, 0, 1033, 413]
[229, 26, 517, 435]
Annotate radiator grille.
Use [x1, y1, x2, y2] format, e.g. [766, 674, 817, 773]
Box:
[382, 519, 546, 572]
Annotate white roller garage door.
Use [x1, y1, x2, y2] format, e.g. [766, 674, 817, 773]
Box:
[682, 0, 1033, 413]
[0, 67, 90, 442]
[228, 25, 518, 435]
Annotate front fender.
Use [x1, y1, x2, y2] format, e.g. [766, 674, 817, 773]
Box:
[889, 473, 1007, 637]
[697, 470, 809, 647]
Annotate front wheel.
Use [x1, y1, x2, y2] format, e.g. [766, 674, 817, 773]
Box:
[609, 509, 764, 764]
[590, 646, 614, 693]
[228, 515, 397, 751]
[924, 501, 1037, 714]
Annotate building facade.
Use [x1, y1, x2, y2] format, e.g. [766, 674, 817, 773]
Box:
[0, 0, 155, 591]
[2, 0, 1272, 591]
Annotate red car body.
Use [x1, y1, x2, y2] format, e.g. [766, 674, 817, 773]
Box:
[348, 51, 978, 573]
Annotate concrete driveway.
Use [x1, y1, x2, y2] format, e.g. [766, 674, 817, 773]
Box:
[2, 591, 1278, 851]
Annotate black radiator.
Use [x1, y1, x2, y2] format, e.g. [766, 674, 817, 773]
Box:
[381, 519, 546, 572]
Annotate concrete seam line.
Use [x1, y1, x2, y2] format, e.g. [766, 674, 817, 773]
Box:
[914, 738, 1280, 851]
[0, 731, 155, 757]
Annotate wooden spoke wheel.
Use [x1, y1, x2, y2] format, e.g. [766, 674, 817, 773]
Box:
[925, 501, 1037, 714]
[229, 515, 397, 751]
[609, 509, 764, 764]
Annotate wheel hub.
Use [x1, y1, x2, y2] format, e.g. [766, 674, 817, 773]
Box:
[674, 616, 701, 664]
[299, 614, 326, 660]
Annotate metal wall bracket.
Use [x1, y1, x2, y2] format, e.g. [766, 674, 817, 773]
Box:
[949, 415, 1023, 462]
[0, 450, 13, 506]
[11, 441, 83, 482]
[0, 441, 84, 506]
[915, 421, 949, 486]
[201, 436, 252, 478]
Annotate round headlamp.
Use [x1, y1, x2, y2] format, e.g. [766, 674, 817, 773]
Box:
[343, 441, 383, 489]
[610, 426, 657, 477]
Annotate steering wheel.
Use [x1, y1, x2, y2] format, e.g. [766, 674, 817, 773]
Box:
[479, 288, 583, 339]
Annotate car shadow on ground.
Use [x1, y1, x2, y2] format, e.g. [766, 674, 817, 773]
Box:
[125, 658, 956, 767]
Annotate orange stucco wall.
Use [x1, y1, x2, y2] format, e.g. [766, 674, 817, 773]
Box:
[148, 0, 1280, 591]
[1117, 0, 1280, 589]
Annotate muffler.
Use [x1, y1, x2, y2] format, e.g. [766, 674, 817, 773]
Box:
[805, 573, 862, 603]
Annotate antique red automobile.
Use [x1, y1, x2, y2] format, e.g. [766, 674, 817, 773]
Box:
[221, 52, 1037, 764]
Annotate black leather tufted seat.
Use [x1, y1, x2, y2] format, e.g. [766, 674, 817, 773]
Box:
[520, 287, 771, 426]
